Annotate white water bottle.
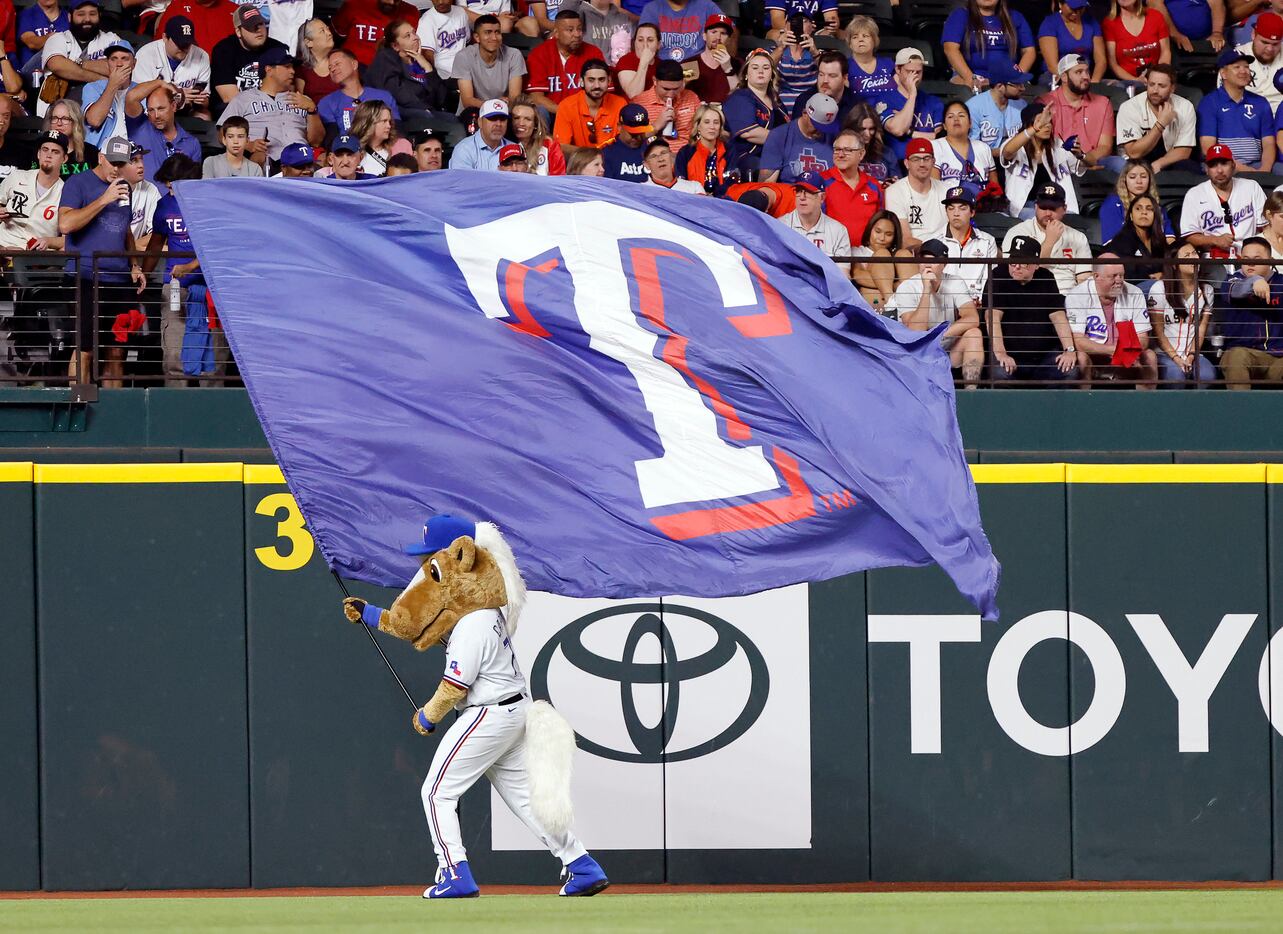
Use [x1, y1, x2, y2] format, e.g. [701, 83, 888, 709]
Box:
[169, 279, 181, 314]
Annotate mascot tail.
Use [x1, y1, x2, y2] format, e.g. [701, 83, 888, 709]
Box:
[525, 700, 576, 837]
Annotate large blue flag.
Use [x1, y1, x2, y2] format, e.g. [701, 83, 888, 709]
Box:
[176, 171, 999, 617]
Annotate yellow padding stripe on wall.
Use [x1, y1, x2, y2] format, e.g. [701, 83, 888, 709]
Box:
[0, 463, 1279, 484]
[1066, 464, 1268, 484]
[244, 465, 286, 484]
[970, 464, 1066, 484]
[33, 463, 243, 484]
[0, 462, 32, 482]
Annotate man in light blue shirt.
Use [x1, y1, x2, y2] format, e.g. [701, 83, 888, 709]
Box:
[449, 98, 513, 170]
[967, 58, 1029, 158]
[82, 44, 138, 148]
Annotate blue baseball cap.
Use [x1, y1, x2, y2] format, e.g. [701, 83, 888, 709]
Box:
[1217, 48, 1254, 68]
[793, 170, 826, 193]
[1060, 0, 1089, 9]
[279, 142, 315, 167]
[942, 185, 975, 206]
[986, 57, 1032, 85]
[404, 514, 477, 556]
[331, 134, 360, 154]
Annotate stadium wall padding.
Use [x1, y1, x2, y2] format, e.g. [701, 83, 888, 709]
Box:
[2, 463, 1283, 890]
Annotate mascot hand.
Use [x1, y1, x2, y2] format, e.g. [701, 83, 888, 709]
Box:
[413, 709, 436, 736]
[342, 597, 367, 624]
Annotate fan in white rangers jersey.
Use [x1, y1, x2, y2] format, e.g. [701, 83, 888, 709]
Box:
[342, 514, 610, 900]
[132, 17, 213, 118]
[0, 131, 67, 250]
[1180, 144, 1266, 260]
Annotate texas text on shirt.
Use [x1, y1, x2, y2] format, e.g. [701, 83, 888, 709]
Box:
[442, 608, 525, 711]
[1179, 175, 1266, 256]
[866, 85, 943, 161]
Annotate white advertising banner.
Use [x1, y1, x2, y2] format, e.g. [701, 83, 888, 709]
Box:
[491, 586, 811, 851]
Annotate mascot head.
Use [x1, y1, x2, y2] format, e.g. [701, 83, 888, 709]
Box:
[376, 514, 527, 651]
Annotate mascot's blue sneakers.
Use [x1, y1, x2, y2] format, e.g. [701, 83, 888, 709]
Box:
[560, 854, 610, 897]
[423, 861, 480, 899]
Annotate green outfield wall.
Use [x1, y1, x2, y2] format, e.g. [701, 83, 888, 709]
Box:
[2, 463, 1283, 890]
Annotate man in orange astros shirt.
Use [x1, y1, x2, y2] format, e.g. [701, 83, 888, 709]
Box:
[553, 58, 626, 158]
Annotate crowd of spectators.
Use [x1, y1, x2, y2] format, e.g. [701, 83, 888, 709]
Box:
[0, 0, 1281, 387]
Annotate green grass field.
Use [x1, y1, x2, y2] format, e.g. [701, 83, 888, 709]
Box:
[3, 891, 1282, 934]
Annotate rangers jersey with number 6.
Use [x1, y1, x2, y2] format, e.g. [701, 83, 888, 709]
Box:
[440, 607, 525, 711]
[0, 169, 62, 249]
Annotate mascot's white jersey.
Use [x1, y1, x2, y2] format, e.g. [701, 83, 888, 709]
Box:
[440, 608, 526, 710]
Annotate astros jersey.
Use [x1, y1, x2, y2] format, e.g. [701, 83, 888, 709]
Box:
[441, 608, 525, 711]
[1196, 87, 1272, 166]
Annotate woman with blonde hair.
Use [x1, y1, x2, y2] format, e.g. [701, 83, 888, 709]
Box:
[566, 147, 605, 176]
[674, 103, 727, 194]
[43, 99, 96, 175]
[510, 94, 566, 175]
[845, 15, 895, 98]
[723, 48, 787, 176]
[349, 100, 412, 176]
[1100, 159, 1174, 241]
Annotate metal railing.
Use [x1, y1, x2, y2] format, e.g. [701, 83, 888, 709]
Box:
[3, 250, 1280, 390]
[834, 252, 1282, 389]
[0, 250, 236, 388]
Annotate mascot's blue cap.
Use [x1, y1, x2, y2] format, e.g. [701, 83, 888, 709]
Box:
[404, 514, 477, 556]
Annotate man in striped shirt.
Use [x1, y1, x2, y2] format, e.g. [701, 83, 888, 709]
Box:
[1197, 48, 1276, 170]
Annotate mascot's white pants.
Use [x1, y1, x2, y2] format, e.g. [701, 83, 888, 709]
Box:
[421, 697, 587, 871]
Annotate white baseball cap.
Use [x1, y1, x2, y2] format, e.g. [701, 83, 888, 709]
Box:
[479, 98, 509, 119]
[894, 47, 925, 67]
[1057, 53, 1087, 74]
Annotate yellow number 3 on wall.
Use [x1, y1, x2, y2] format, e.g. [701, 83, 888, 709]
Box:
[254, 492, 315, 571]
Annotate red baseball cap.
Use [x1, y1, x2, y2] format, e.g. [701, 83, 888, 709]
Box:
[1205, 143, 1234, 164]
[1257, 11, 1283, 40]
[904, 138, 934, 160]
[498, 143, 526, 164]
[704, 13, 733, 31]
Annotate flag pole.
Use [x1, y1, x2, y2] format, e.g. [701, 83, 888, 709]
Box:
[332, 569, 418, 710]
